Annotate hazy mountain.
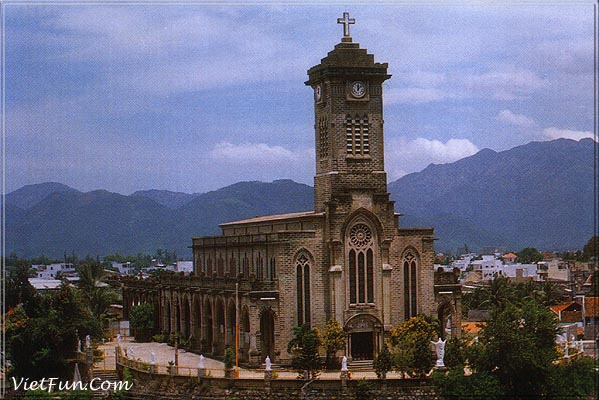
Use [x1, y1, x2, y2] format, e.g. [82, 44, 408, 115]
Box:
[5, 139, 595, 258]
[389, 138, 596, 252]
[5, 180, 313, 259]
[131, 189, 200, 209]
[5, 182, 80, 210]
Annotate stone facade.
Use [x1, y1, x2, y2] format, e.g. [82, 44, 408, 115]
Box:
[123, 21, 461, 367]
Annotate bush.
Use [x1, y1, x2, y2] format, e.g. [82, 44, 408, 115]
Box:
[547, 356, 598, 399]
[224, 347, 235, 369]
[355, 379, 372, 400]
[431, 368, 505, 400]
[373, 343, 392, 379]
[129, 304, 155, 342]
[287, 324, 322, 379]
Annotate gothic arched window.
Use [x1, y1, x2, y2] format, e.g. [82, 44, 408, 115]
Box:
[348, 223, 375, 304]
[296, 252, 311, 326]
[403, 249, 419, 319]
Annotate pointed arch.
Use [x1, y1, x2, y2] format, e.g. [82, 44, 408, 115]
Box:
[402, 247, 419, 319]
[294, 249, 313, 326]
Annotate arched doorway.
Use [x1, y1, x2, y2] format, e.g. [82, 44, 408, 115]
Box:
[163, 298, 171, 333]
[345, 314, 382, 361]
[260, 308, 275, 361]
[437, 303, 453, 340]
[182, 296, 191, 338]
[226, 300, 236, 348]
[215, 298, 225, 355]
[202, 299, 213, 354]
[174, 298, 181, 334]
[240, 307, 250, 362]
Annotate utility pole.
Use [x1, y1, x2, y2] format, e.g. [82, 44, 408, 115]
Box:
[235, 282, 239, 378]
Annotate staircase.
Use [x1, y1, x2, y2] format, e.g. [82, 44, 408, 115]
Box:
[93, 369, 119, 382]
[348, 359, 372, 371]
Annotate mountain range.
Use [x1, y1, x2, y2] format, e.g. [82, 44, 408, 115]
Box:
[5, 138, 596, 259]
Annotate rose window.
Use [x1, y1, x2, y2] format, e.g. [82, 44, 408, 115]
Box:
[349, 224, 372, 248]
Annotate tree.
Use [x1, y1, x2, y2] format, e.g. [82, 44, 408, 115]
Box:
[322, 319, 346, 369]
[6, 261, 38, 311]
[389, 315, 437, 377]
[582, 235, 599, 261]
[471, 300, 559, 399]
[6, 284, 102, 380]
[480, 275, 514, 313]
[129, 303, 156, 342]
[516, 247, 543, 264]
[287, 324, 322, 379]
[373, 342, 392, 379]
[76, 263, 119, 321]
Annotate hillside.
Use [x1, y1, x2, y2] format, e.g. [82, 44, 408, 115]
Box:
[5, 139, 595, 258]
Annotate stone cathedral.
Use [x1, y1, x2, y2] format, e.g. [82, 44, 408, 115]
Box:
[123, 13, 460, 367]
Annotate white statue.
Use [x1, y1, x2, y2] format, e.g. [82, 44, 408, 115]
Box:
[265, 356, 272, 371]
[341, 356, 348, 371]
[150, 351, 155, 365]
[77, 339, 82, 353]
[117, 334, 121, 346]
[199, 354, 205, 369]
[431, 338, 447, 367]
[85, 335, 91, 349]
[129, 348, 134, 360]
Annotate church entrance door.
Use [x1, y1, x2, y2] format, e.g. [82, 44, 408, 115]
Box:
[350, 332, 373, 360]
[344, 313, 382, 361]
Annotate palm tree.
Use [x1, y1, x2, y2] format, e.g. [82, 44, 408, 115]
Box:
[481, 276, 514, 312]
[76, 264, 119, 321]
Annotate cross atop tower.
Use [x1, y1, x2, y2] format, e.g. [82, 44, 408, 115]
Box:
[337, 12, 355, 42]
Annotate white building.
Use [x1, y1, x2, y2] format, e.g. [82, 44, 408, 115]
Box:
[36, 263, 75, 279]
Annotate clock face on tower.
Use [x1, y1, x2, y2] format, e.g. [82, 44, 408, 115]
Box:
[351, 81, 366, 98]
[315, 84, 322, 102]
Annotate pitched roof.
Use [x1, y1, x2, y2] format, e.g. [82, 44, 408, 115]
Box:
[219, 211, 323, 226]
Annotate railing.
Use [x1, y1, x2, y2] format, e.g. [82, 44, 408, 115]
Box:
[114, 349, 423, 381]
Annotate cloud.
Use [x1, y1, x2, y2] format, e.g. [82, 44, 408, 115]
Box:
[386, 87, 447, 105]
[210, 142, 312, 165]
[496, 110, 536, 128]
[541, 127, 594, 141]
[386, 137, 479, 180]
[462, 68, 547, 100]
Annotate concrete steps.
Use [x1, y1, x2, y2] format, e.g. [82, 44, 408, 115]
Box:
[348, 359, 373, 371]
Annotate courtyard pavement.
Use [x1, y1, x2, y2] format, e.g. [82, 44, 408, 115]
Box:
[95, 337, 384, 379]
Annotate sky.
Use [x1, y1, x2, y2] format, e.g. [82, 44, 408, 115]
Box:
[4, 1, 596, 195]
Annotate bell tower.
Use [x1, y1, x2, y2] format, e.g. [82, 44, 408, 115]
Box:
[305, 12, 392, 213]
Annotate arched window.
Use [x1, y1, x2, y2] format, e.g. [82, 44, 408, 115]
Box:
[296, 252, 311, 326]
[403, 249, 418, 319]
[217, 254, 224, 276]
[229, 256, 236, 277]
[256, 253, 264, 281]
[269, 256, 277, 281]
[348, 223, 375, 304]
[242, 253, 249, 278]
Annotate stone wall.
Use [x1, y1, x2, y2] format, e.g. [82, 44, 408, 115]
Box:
[119, 364, 439, 400]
